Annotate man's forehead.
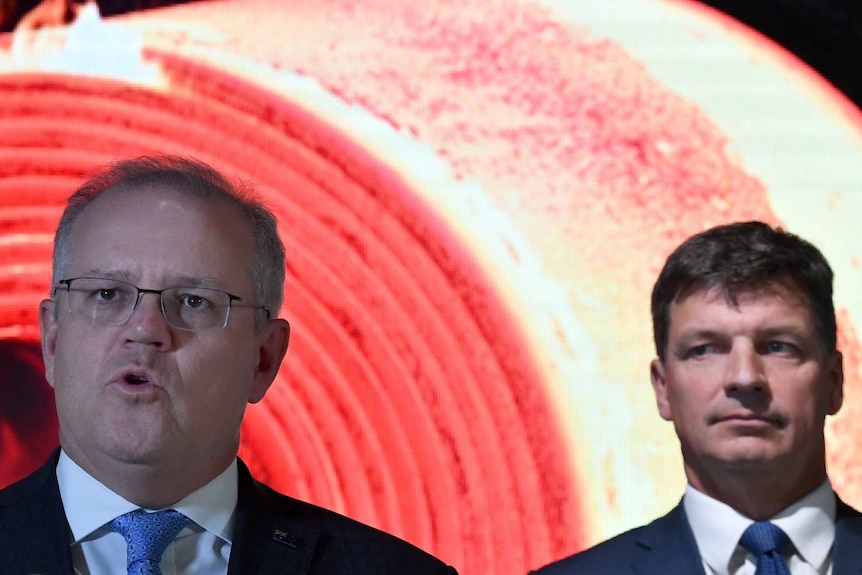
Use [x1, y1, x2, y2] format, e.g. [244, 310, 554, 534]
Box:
[65, 186, 253, 275]
[674, 278, 809, 309]
[85, 182, 206, 209]
[666, 280, 818, 341]
[71, 185, 246, 238]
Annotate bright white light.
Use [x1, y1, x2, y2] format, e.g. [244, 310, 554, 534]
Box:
[7, 1, 165, 86]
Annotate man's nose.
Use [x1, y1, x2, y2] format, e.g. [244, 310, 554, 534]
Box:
[124, 291, 172, 347]
[725, 342, 766, 392]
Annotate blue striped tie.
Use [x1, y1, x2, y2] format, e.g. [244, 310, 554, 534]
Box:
[111, 509, 192, 575]
[740, 521, 793, 575]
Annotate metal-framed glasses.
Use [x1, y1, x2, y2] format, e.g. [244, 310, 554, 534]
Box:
[54, 276, 271, 331]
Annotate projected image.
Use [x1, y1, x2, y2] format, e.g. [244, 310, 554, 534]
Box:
[1, 1, 860, 574]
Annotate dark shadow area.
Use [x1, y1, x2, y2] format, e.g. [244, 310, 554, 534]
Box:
[0, 338, 58, 488]
[701, 0, 862, 110]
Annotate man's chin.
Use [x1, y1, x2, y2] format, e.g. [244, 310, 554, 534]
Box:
[95, 435, 177, 469]
[692, 438, 788, 470]
[713, 446, 790, 471]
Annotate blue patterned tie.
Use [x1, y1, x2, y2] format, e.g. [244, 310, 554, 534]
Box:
[740, 522, 793, 575]
[111, 509, 192, 575]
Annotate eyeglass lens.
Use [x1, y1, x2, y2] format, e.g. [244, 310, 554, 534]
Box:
[62, 277, 232, 331]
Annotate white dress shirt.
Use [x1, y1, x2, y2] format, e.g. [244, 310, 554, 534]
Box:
[684, 481, 836, 575]
[57, 450, 237, 575]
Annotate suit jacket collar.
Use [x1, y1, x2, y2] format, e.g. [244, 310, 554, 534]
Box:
[630, 502, 704, 574]
[0, 451, 326, 575]
[0, 449, 74, 575]
[634, 497, 862, 575]
[832, 497, 862, 575]
[226, 458, 323, 575]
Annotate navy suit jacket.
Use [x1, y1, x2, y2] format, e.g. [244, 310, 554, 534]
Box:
[530, 498, 862, 575]
[0, 451, 457, 575]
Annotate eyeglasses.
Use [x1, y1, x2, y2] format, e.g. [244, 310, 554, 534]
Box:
[54, 276, 270, 331]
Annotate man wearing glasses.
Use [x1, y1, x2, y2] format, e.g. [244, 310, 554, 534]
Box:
[0, 156, 457, 575]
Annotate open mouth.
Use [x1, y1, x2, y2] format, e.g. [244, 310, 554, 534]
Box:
[124, 373, 150, 385]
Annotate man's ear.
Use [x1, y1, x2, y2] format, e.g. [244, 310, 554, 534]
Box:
[650, 358, 673, 422]
[39, 299, 57, 388]
[827, 350, 844, 416]
[248, 318, 290, 403]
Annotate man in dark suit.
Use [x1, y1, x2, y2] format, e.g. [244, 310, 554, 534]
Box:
[531, 221, 862, 574]
[0, 156, 457, 575]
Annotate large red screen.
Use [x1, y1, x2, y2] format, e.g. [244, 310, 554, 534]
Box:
[1, 2, 861, 574]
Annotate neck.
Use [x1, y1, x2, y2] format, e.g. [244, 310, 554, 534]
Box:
[686, 461, 827, 520]
[65, 447, 233, 509]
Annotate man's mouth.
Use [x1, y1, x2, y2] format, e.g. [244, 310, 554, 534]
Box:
[713, 412, 786, 428]
[124, 373, 150, 385]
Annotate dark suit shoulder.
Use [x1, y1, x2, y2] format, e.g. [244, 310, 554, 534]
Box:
[0, 453, 57, 504]
[268, 482, 451, 566]
[529, 522, 654, 575]
[236, 464, 456, 574]
[529, 503, 701, 575]
[0, 451, 74, 575]
[833, 496, 862, 575]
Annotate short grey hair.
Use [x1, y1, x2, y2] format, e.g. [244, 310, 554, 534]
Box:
[52, 156, 285, 329]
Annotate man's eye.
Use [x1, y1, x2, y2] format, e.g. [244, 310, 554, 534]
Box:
[689, 344, 712, 358]
[96, 289, 118, 302]
[181, 294, 212, 310]
[766, 341, 793, 354]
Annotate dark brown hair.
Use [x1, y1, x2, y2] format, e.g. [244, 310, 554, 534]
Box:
[651, 221, 835, 361]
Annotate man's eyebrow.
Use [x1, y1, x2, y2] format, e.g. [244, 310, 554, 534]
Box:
[674, 325, 811, 348]
[165, 276, 223, 288]
[71, 271, 223, 289]
[673, 328, 723, 342]
[76, 269, 135, 281]
[755, 325, 810, 340]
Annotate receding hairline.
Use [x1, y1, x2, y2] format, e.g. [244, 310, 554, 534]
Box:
[83, 177, 255, 210]
[52, 155, 286, 328]
[60, 182, 259, 274]
[69, 179, 257, 231]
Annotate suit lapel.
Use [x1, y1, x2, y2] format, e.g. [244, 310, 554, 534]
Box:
[0, 450, 74, 575]
[3, 453, 322, 575]
[832, 497, 862, 575]
[631, 503, 704, 575]
[639, 492, 862, 575]
[227, 460, 322, 575]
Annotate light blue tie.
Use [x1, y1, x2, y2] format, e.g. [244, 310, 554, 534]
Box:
[740, 522, 793, 575]
[111, 509, 192, 575]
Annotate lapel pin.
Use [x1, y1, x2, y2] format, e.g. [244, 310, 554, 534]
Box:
[272, 528, 301, 548]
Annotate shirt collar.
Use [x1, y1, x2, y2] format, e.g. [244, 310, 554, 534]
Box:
[56, 450, 238, 544]
[772, 481, 835, 570]
[683, 480, 835, 575]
